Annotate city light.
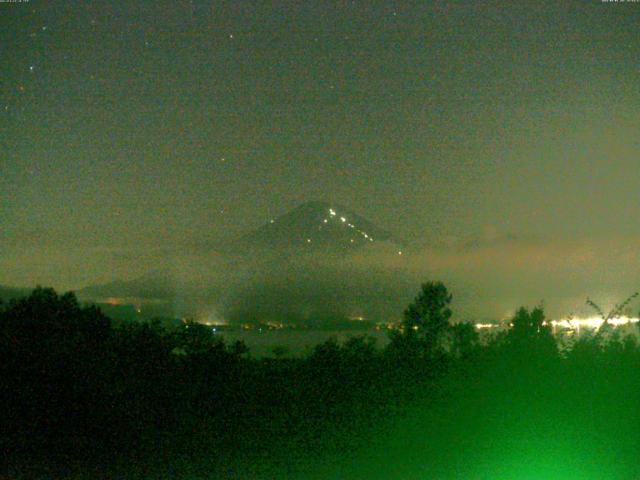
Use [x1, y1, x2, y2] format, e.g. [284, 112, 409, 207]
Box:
[473, 316, 640, 331]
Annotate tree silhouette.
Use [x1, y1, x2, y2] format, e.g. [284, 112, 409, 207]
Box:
[173, 321, 226, 356]
[271, 344, 290, 358]
[389, 281, 453, 359]
[1, 286, 111, 356]
[449, 322, 479, 359]
[505, 305, 557, 358]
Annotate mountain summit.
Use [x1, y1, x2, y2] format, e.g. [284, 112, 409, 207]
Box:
[232, 200, 393, 254]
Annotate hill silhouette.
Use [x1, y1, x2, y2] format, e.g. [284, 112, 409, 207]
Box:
[229, 200, 394, 255]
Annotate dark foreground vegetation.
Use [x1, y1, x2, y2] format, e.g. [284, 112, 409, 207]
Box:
[2, 285, 640, 479]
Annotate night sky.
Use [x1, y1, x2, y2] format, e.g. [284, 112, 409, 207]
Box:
[2, 1, 640, 316]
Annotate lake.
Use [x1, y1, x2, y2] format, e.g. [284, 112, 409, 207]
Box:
[217, 329, 391, 357]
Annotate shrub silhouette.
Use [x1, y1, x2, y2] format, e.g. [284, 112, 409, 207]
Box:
[2, 284, 640, 479]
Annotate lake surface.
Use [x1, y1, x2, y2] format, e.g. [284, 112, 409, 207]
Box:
[218, 329, 391, 357]
[213, 321, 640, 357]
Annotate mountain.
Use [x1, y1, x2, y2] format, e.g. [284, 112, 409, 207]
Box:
[218, 201, 408, 324]
[74, 270, 184, 320]
[230, 200, 394, 255]
[75, 201, 408, 325]
[75, 269, 178, 302]
[77, 201, 397, 298]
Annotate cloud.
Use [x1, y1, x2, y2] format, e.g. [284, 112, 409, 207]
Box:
[339, 234, 640, 319]
[3, 231, 639, 323]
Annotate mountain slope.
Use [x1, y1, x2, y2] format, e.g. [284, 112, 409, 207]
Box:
[76, 270, 177, 301]
[75, 201, 407, 324]
[231, 200, 393, 255]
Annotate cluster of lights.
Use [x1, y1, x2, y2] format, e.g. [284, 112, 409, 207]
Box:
[474, 316, 639, 331]
[270, 207, 402, 252]
[550, 316, 638, 330]
[323, 208, 375, 244]
[475, 323, 495, 330]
